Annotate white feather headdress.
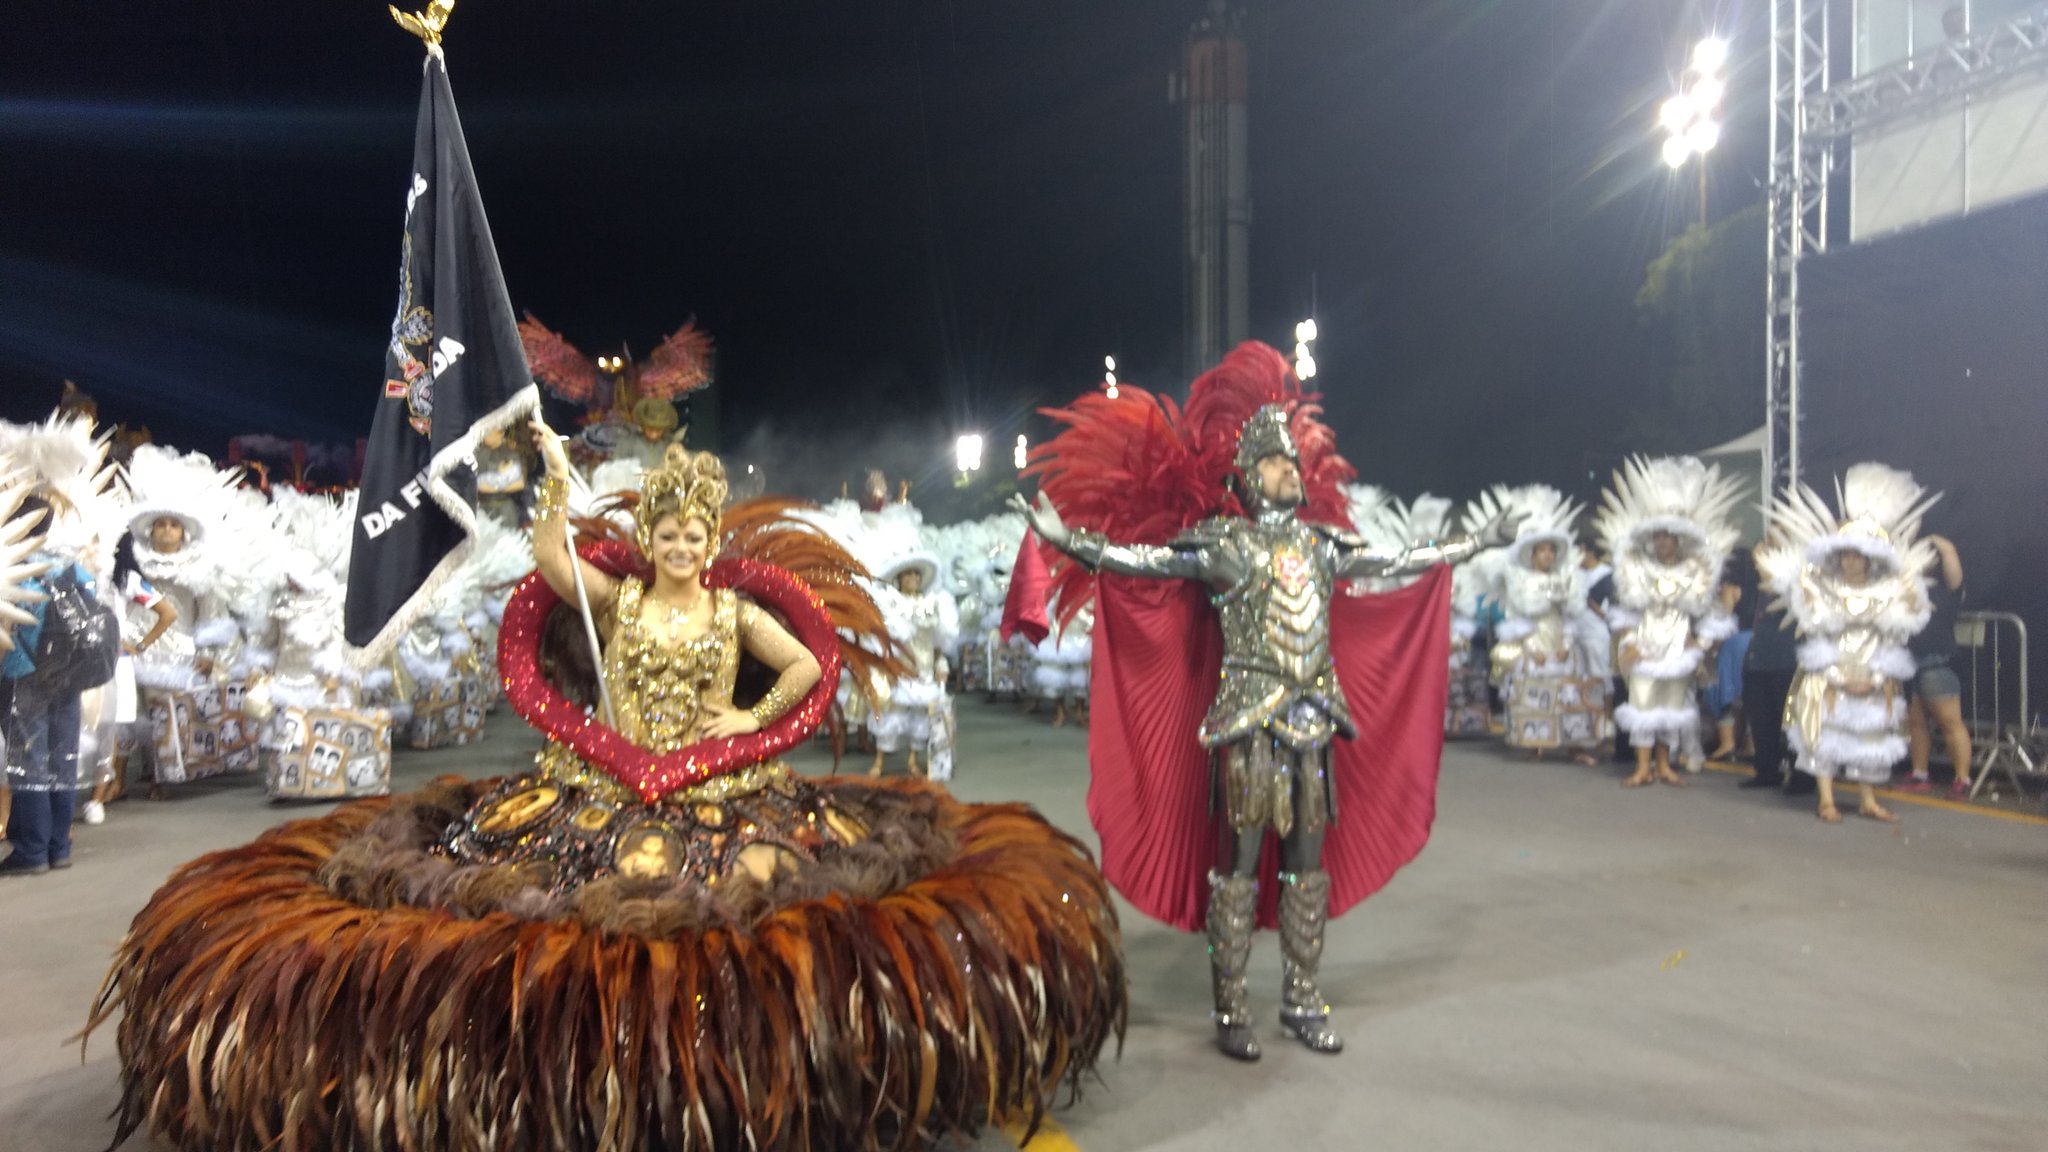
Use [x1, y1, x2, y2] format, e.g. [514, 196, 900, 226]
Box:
[0, 469, 53, 640]
[0, 414, 125, 567]
[1760, 462, 1937, 591]
[121, 444, 245, 549]
[1594, 455, 1742, 564]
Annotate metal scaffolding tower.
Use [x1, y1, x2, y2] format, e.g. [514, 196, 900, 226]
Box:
[1765, 0, 1830, 498]
[1765, 1, 2048, 497]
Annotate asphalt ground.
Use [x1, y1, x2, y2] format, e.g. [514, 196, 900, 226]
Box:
[2, 699, 2042, 1151]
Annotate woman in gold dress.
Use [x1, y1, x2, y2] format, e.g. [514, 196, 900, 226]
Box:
[437, 421, 869, 890]
[95, 426, 1125, 1152]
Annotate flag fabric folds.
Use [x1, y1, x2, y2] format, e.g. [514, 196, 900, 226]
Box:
[345, 54, 538, 656]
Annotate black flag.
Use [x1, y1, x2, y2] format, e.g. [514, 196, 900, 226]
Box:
[345, 53, 537, 654]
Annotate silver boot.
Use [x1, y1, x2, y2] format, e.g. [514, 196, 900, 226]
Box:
[1206, 870, 1262, 1061]
[1278, 869, 1343, 1053]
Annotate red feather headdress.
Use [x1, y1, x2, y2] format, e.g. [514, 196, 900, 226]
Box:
[1024, 341, 1355, 628]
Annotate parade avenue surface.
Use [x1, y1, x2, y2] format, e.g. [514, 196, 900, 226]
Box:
[3, 700, 2041, 1152]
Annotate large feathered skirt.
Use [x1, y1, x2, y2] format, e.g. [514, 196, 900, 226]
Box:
[90, 775, 1125, 1152]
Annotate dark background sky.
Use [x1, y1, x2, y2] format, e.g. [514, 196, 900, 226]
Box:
[0, 0, 1765, 513]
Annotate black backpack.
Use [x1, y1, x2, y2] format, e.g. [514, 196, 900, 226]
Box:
[32, 566, 120, 696]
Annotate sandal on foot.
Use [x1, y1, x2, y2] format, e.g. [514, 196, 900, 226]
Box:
[1859, 804, 1899, 824]
[1817, 804, 1842, 823]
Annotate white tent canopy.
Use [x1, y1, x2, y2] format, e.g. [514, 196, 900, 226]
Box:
[1698, 426, 1766, 457]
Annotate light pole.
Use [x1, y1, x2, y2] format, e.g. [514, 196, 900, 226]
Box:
[1102, 355, 1120, 400]
[1293, 318, 1318, 381]
[955, 433, 984, 475]
[1013, 433, 1029, 471]
[1660, 36, 1727, 229]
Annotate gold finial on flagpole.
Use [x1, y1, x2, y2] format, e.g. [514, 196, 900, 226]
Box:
[390, 0, 455, 53]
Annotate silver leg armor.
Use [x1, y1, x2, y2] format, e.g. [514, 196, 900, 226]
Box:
[1278, 869, 1343, 1053]
[1206, 870, 1261, 1061]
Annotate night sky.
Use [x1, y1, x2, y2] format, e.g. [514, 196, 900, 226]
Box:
[1, 1, 1764, 513]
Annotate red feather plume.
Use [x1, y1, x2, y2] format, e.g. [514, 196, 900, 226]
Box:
[517, 312, 603, 403]
[1024, 341, 1355, 630]
[637, 321, 716, 400]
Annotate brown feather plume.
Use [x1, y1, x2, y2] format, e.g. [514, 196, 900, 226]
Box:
[86, 777, 1125, 1151]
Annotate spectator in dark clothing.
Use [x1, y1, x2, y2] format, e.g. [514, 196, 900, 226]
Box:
[1901, 536, 1972, 794]
[1709, 550, 1761, 760]
[1741, 542, 1808, 793]
[1586, 566, 1631, 763]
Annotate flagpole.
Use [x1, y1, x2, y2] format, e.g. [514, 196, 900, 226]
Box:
[556, 466, 618, 730]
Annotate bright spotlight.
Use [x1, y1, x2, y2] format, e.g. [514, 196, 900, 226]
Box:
[1013, 434, 1029, 469]
[1295, 318, 1318, 344]
[1691, 76, 1726, 112]
[1105, 381, 1120, 399]
[1659, 94, 1695, 132]
[1692, 37, 1729, 74]
[1295, 354, 1318, 381]
[1684, 118, 1722, 155]
[1294, 341, 1313, 362]
[1662, 135, 1694, 168]
[1104, 355, 1117, 372]
[955, 433, 984, 473]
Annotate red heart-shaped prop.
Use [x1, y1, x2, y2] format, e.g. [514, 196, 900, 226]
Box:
[497, 540, 842, 804]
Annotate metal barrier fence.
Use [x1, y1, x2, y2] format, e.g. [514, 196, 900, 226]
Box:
[1955, 611, 2040, 801]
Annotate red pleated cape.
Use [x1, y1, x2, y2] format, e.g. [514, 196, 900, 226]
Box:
[1085, 565, 1451, 931]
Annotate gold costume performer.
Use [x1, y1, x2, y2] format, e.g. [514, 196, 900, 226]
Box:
[91, 431, 1124, 1152]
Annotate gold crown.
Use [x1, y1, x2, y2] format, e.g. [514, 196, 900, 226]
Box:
[636, 443, 728, 554]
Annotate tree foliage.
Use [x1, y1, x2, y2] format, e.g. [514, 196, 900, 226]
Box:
[1629, 204, 1767, 454]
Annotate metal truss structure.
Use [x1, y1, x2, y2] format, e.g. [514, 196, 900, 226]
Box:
[1764, 2, 2048, 496]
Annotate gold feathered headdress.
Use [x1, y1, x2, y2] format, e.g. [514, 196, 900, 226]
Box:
[635, 443, 727, 554]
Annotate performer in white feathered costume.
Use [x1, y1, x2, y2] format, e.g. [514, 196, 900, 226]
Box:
[869, 550, 960, 778]
[1596, 456, 1741, 787]
[1491, 487, 1612, 762]
[1030, 599, 1092, 728]
[0, 415, 128, 836]
[1758, 463, 1935, 824]
[120, 445, 258, 785]
[1350, 484, 1492, 736]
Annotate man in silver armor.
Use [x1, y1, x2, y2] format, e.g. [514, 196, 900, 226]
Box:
[1016, 404, 1514, 1060]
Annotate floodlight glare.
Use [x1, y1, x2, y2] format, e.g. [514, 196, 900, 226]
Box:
[1295, 318, 1318, 343]
[955, 433, 984, 473]
[1691, 77, 1726, 112]
[1692, 37, 1729, 74]
[1295, 354, 1318, 380]
[1685, 118, 1722, 154]
[1662, 135, 1694, 168]
[1660, 94, 1695, 132]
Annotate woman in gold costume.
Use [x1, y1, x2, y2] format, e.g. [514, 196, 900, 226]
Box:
[94, 424, 1124, 1152]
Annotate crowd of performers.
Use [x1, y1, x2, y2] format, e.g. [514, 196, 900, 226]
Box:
[1, 339, 1970, 1149]
[1342, 455, 1958, 825]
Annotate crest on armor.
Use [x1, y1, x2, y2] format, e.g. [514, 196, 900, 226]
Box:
[1232, 404, 1299, 481]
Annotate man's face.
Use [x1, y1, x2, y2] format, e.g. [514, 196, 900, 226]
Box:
[150, 516, 187, 554]
[1652, 531, 1680, 563]
[1254, 453, 1303, 506]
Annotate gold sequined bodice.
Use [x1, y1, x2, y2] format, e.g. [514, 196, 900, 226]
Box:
[604, 579, 740, 754]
